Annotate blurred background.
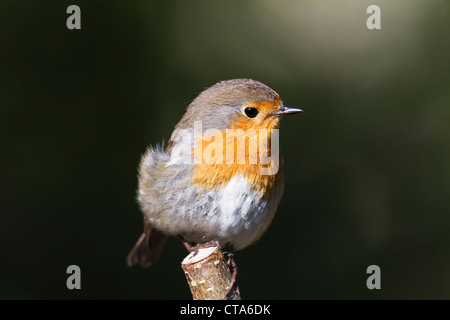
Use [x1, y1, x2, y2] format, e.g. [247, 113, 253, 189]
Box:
[0, 0, 449, 299]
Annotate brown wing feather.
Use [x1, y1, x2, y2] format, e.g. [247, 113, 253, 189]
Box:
[127, 221, 167, 267]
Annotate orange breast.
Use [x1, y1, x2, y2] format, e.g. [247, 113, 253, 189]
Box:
[192, 99, 283, 197]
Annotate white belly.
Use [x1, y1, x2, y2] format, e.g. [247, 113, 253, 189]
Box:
[206, 175, 280, 249]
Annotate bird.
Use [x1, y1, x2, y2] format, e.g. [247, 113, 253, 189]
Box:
[127, 79, 303, 267]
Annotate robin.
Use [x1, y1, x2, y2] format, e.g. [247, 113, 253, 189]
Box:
[127, 79, 303, 267]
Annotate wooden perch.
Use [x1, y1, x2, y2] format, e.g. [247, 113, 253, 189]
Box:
[181, 242, 240, 300]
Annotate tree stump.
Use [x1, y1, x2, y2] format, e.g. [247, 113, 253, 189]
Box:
[181, 243, 240, 300]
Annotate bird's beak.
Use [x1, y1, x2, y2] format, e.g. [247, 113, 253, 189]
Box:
[273, 105, 304, 116]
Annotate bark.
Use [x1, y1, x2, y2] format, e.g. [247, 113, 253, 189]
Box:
[181, 243, 240, 300]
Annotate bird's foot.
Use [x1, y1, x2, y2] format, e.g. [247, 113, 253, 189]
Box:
[222, 244, 238, 300]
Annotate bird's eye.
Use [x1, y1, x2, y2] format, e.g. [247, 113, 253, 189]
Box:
[244, 107, 259, 118]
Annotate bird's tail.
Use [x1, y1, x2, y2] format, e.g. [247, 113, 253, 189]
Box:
[127, 221, 167, 267]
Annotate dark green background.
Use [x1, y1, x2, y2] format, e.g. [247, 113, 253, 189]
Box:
[1, 0, 449, 299]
